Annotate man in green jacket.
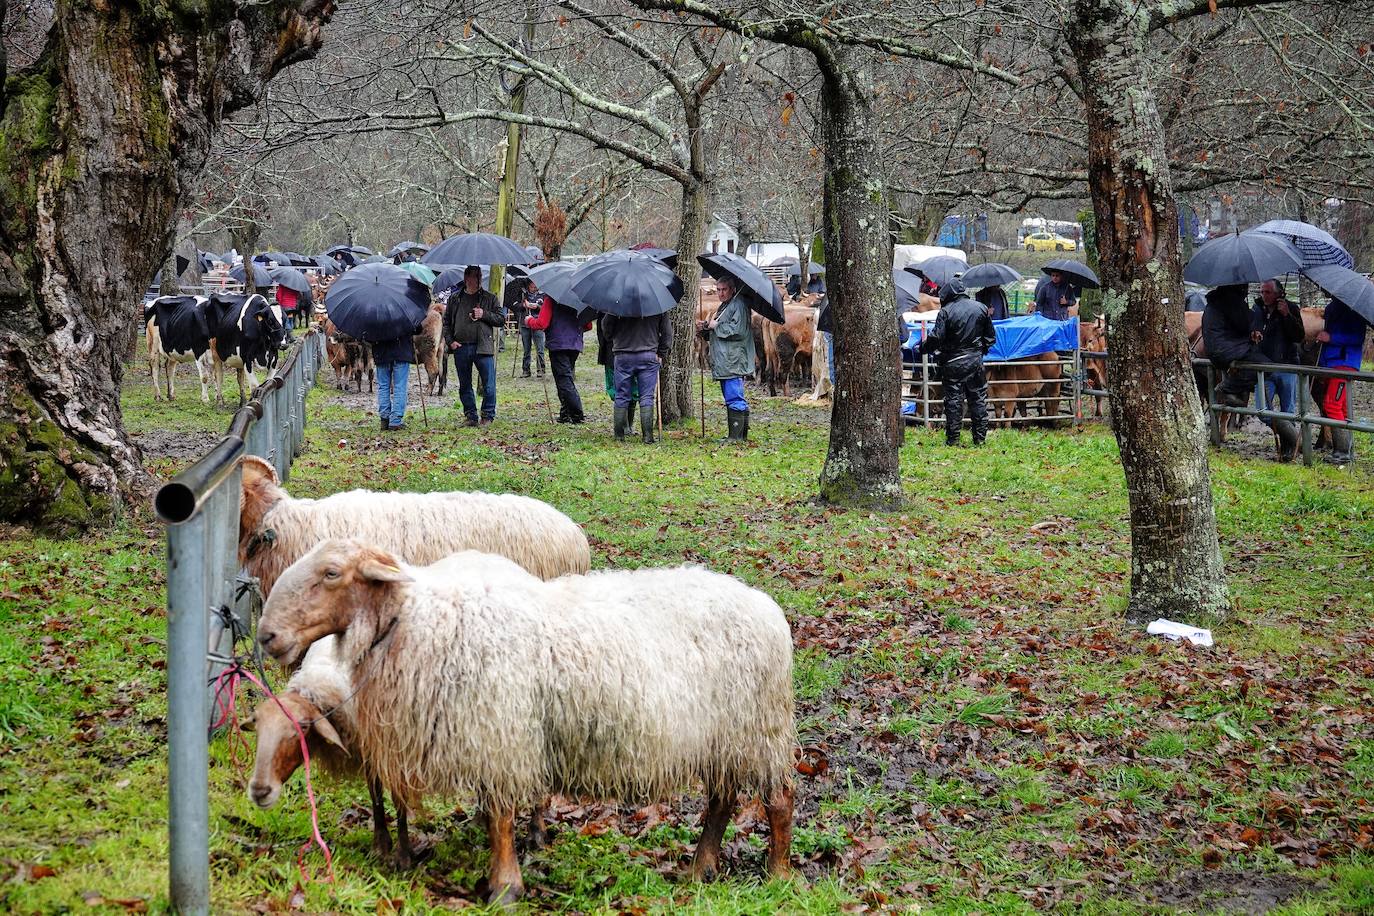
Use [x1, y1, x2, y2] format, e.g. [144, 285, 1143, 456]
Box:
[699, 277, 755, 441]
[443, 265, 505, 427]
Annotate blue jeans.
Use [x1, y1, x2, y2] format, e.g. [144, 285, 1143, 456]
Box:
[822, 331, 835, 383]
[1255, 370, 1297, 419]
[613, 352, 659, 410]
[720, 377, 748, 412]
[453, 344, 496, 420]
[376, 361, 410, 428]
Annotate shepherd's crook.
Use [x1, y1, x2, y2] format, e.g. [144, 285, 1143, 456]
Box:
[699, 364, 706, 437]
[540, 365, 555, 422]
[415, 360, 428, 428]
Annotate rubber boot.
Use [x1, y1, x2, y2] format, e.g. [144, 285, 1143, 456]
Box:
[626, 400, 637, 428]
[727, 408, 748, 442]
[640, 406, 656, 444]
[1329, 428, 1354, 465]
[613, 407, 628, 441]
[1272, 418, 1299, 463]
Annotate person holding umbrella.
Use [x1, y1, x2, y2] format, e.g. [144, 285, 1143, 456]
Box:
[1314, 294, 1369, 466]
[524, 289, 591, 423]
[1033, 269, 1077, 320]
[603, 309, 673, 443]
[698, 276, 756, 441]
[443, 265, 505, 427]
[1202, 283, 1300, 460]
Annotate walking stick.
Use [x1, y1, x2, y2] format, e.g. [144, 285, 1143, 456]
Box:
[699, 364, 706, 437]
[415, 360, 429, 428]
[540, 365, 555, 422]
[656, 376, 663, 435]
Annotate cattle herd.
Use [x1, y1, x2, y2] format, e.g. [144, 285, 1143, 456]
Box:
[144, 293, 288, 405]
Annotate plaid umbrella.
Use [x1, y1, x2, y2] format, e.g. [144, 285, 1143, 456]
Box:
[1249, 220, 1354, 269]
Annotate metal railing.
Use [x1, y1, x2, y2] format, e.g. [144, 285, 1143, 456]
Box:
[155, 330, 325, 915]
[903, 349, 1085, 426]
[1196, 358, 1374, 465]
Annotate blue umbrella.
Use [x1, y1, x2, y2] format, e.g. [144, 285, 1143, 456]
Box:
[1184, 233, 1301, 286]
[961, 262, 1021, 288]
[325, 263, 430, 342]
[421, 232, 531, 267]
[229, 262, 274, 287]
[571, 250, 683, 318]
[1042, 258, 1100, 290]
[397, 261, 437, 286]
[698, 252, 785, 323]
[1250, 220, 1354, 269]
[905, 255, 967, 288]
[1302, 265, 1374, 325]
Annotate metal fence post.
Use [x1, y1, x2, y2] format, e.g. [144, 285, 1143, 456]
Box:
[1204, 362, 1221, 446]
[1298, 377, 1313, 467]
[1072, 348, 1082, 428]
[167, 512, 210, 916]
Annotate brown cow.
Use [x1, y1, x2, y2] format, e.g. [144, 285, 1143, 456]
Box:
[762, 302, 817, 397]
[1079, 316, 1108, 417]
[323, 318, 374, 393]
[986, 351, 1063, 427]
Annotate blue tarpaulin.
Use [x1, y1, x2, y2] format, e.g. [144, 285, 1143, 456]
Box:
[904, 314, 1079, 362]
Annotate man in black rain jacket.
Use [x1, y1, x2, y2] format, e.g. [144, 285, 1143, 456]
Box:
[919, 279, 997, 446]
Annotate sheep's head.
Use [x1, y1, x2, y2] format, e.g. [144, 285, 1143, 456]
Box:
[257, 539, 411, 667]
[239, 456, 285, 562]
[247, 691, 346, 809]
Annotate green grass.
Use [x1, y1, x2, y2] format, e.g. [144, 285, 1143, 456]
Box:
[2, 348, 1373, 913]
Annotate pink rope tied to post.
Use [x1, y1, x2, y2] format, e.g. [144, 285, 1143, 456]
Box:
[210, 662, 337, 886]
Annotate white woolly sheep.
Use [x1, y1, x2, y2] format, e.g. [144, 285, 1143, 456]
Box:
[246, 636, 418, 867]
[256, 541, 797, 905]
[237, 455, 591, 597]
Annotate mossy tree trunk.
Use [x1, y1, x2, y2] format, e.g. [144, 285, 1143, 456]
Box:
[817, 45, 904, 508]
[0, 0, 332, 534]
[666, 177, 708, 424]
[1068, 1, 1229, 623]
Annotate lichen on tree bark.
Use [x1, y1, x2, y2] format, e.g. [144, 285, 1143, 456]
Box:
[0, 0, 332, 534]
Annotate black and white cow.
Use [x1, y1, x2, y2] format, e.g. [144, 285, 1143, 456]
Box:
[206, 293, 289, 406]
[144, 295, 213, 402]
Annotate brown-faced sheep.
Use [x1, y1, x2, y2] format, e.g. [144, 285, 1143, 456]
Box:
[256, 541, 796, 905]
[246, 636, 419, 867]
[237, 455, 590, 597]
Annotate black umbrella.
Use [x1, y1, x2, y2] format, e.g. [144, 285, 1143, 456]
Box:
[361, 254, 388, 265]
[269, 266, 313, 303]
[325, 243, 373, 257]
[283, 252, 319, 268]
[325, 263, 430, 342]
[786, 261, 826, 278]
[905, 255, 966, 288]
[527, 262, 590, 315]
[421, 232, 531, 267]
[1183, 234, 1300, 286]
[961, 262, 1021, 288]
[229, 262, 274, 287]
[387, 241, 431, 258]
[628, 244, 679, 268]
[571, 251, 683, 318]
[524, 245, 546, 265]
[311, 255, 342, 276]
[1302, 265, 1374, 326]
[1042, 258, 1101, 290]
[254, 251, 294, 266]
[698, 252, 785, 323]
[893, 269, 929, 312]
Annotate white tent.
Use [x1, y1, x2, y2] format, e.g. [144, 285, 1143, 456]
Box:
[893, 244, 966, 272]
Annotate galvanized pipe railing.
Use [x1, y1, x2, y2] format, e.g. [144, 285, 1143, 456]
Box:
[156, 330, 324, 915]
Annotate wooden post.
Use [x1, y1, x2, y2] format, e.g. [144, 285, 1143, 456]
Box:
[489, 5, 537, 299]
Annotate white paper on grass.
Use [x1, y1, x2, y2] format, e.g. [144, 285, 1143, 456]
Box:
[1146, 618, 1214, 647]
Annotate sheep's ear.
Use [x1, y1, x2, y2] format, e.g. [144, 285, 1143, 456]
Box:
[312, 715, 346, 751]
[240, 455, 279, 487]
[356, 554, 412, 584]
